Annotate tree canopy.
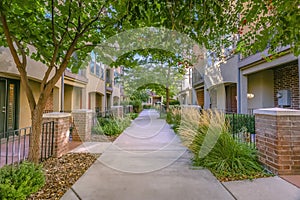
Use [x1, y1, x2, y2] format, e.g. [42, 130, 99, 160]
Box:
[0, 0, 299, 162]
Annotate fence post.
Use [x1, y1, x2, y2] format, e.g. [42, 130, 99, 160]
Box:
[254, 108, 300, 175]
[43, 112, 71, 158]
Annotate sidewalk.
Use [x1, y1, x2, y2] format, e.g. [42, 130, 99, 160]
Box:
[62, 109, 300, 200]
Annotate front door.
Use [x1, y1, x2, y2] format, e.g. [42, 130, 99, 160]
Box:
[0, 79, 7, 138]
[0, 78, 19, 138]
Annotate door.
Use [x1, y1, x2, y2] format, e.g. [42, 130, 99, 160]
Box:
[225, 84, 237, 113]
[0, 78, 19, 138]
[0, 79, 7, 138]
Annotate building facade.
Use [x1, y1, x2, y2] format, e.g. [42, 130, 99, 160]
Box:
[191, 48, 300, 114]
[0, 48, 122, 132]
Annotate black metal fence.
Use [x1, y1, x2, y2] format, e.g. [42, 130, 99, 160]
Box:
[225, 113, 256, 148]
[95, 107, 113, 118]
[0, 121, 55, 167]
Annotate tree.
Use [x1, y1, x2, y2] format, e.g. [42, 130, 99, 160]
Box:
[0, 0, 298, 163]
[117, 49, 187, 111]
[236, 0, 300, 56]
[0, 0, 136, 163]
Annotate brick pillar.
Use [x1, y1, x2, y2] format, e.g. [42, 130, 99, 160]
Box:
[71, 109, 93, 141]
[127, 105, 133, 113]
[111, 106, 123, 118]
[254, 108, 300, 175]
[43, 112, 71, 158]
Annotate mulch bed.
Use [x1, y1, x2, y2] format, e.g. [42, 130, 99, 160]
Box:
[28, 153, 100, 200]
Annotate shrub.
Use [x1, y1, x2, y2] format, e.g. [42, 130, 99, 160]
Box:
[0, 162, 45, 200]
[130, 100, 142, 113]
[194, 132, 264, 180]
[143, 104, 152, 109]
[127, 113, 138, 120]
[93, 116, 132, 136]
[166, 108, 182, 132]
[178, 109, 268, 181]
[163, 99, 180, 105]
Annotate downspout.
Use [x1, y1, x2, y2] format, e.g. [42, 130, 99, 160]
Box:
[60, 72, 64, 112]
[237, 66, 241, 114]
[104, 66, 107, 113]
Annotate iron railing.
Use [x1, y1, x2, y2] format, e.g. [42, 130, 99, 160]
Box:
[225, 113, 256, 148]
[0, 121, 55, 167]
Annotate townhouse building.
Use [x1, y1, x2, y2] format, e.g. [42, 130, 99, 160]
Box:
[177, 68, 193, 105]
[191, 47, 300, 114]
[0, 48, 122, 134]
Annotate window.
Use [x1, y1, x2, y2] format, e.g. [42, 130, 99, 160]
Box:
[96, 63, 100, 76]
[90, 51, 96, 74]
[100, 64, 104, 79]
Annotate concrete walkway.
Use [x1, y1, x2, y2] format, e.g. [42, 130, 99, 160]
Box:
[62, 109, 300, 200]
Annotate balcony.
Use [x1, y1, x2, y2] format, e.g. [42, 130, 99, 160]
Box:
[106, 80, 113, 93]
[192, 69, 204, 88]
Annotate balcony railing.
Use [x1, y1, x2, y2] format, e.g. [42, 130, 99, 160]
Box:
[106, 80, 113, 92]
[192, 70, 204, 86]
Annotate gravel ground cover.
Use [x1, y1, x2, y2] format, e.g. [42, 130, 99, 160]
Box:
[28, 153, 100, 200]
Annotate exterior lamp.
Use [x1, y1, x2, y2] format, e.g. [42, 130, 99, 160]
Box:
[247, 93, 255, 99]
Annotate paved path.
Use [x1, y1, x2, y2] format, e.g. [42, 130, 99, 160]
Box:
[63, 109, 300, 200]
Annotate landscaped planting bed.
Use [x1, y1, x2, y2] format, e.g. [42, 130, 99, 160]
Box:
[169, 108, 273, 182]
[28, 153, 99, 200]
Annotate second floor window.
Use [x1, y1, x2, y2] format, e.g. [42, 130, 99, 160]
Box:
[90, 51, 96, 74]
[96, 64, 100, 76]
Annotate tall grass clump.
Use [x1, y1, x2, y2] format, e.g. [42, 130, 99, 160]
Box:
[166, 107, 182, 132]
[178, 109, 269, 181]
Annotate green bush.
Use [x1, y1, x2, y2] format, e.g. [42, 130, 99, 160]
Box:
[0, 162, 45, 200]
[193, 132, 264, 180]
[93, 116, 131, 136]
[178, 109, 268, 181]
[163, 99, 180, 105]
[166, 108, 181, 133]
[130, 100, 142, 113]
[143, 105, 152, 109]
[127, 113, 138, 120]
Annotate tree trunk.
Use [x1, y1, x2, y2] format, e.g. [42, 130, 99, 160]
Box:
[28, 108, 44, 163]
[166, 87, 170, 112]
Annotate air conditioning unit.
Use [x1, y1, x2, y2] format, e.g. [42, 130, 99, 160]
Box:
[277, 89, 291, 107]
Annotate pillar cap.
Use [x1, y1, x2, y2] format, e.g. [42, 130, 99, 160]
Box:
[254, 107, 300, 116]
[71, 109, 94, 113]
[43, 112, 71, 118]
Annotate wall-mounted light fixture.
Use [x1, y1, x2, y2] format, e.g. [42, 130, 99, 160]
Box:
[247, 93, 255, 99]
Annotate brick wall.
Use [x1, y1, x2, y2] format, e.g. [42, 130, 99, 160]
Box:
[255, 108, 300, 175]
[72, 110, 93, 141]
[43, 113, 71, 158]
[274, 61, 299, 109]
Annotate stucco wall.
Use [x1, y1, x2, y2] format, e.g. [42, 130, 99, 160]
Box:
[220, 55, 238, 83]
[248, 70, 274, 110]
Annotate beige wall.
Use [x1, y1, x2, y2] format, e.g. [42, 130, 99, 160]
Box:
[220, 55, 238, 83]
[208, 85, 226, 110]
[64, 85, 73, 112]
[53, 87, 60, 112]
[72, 87, 82, 109]
[248, 70, 274, 110]
[19, 80, 60, 128]
[0, 47, 59, 87]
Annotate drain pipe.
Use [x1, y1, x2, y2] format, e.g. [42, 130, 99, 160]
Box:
[60, 72, 64, 112]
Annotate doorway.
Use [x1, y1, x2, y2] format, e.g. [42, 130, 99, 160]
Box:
[0, 78, 19, 138]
